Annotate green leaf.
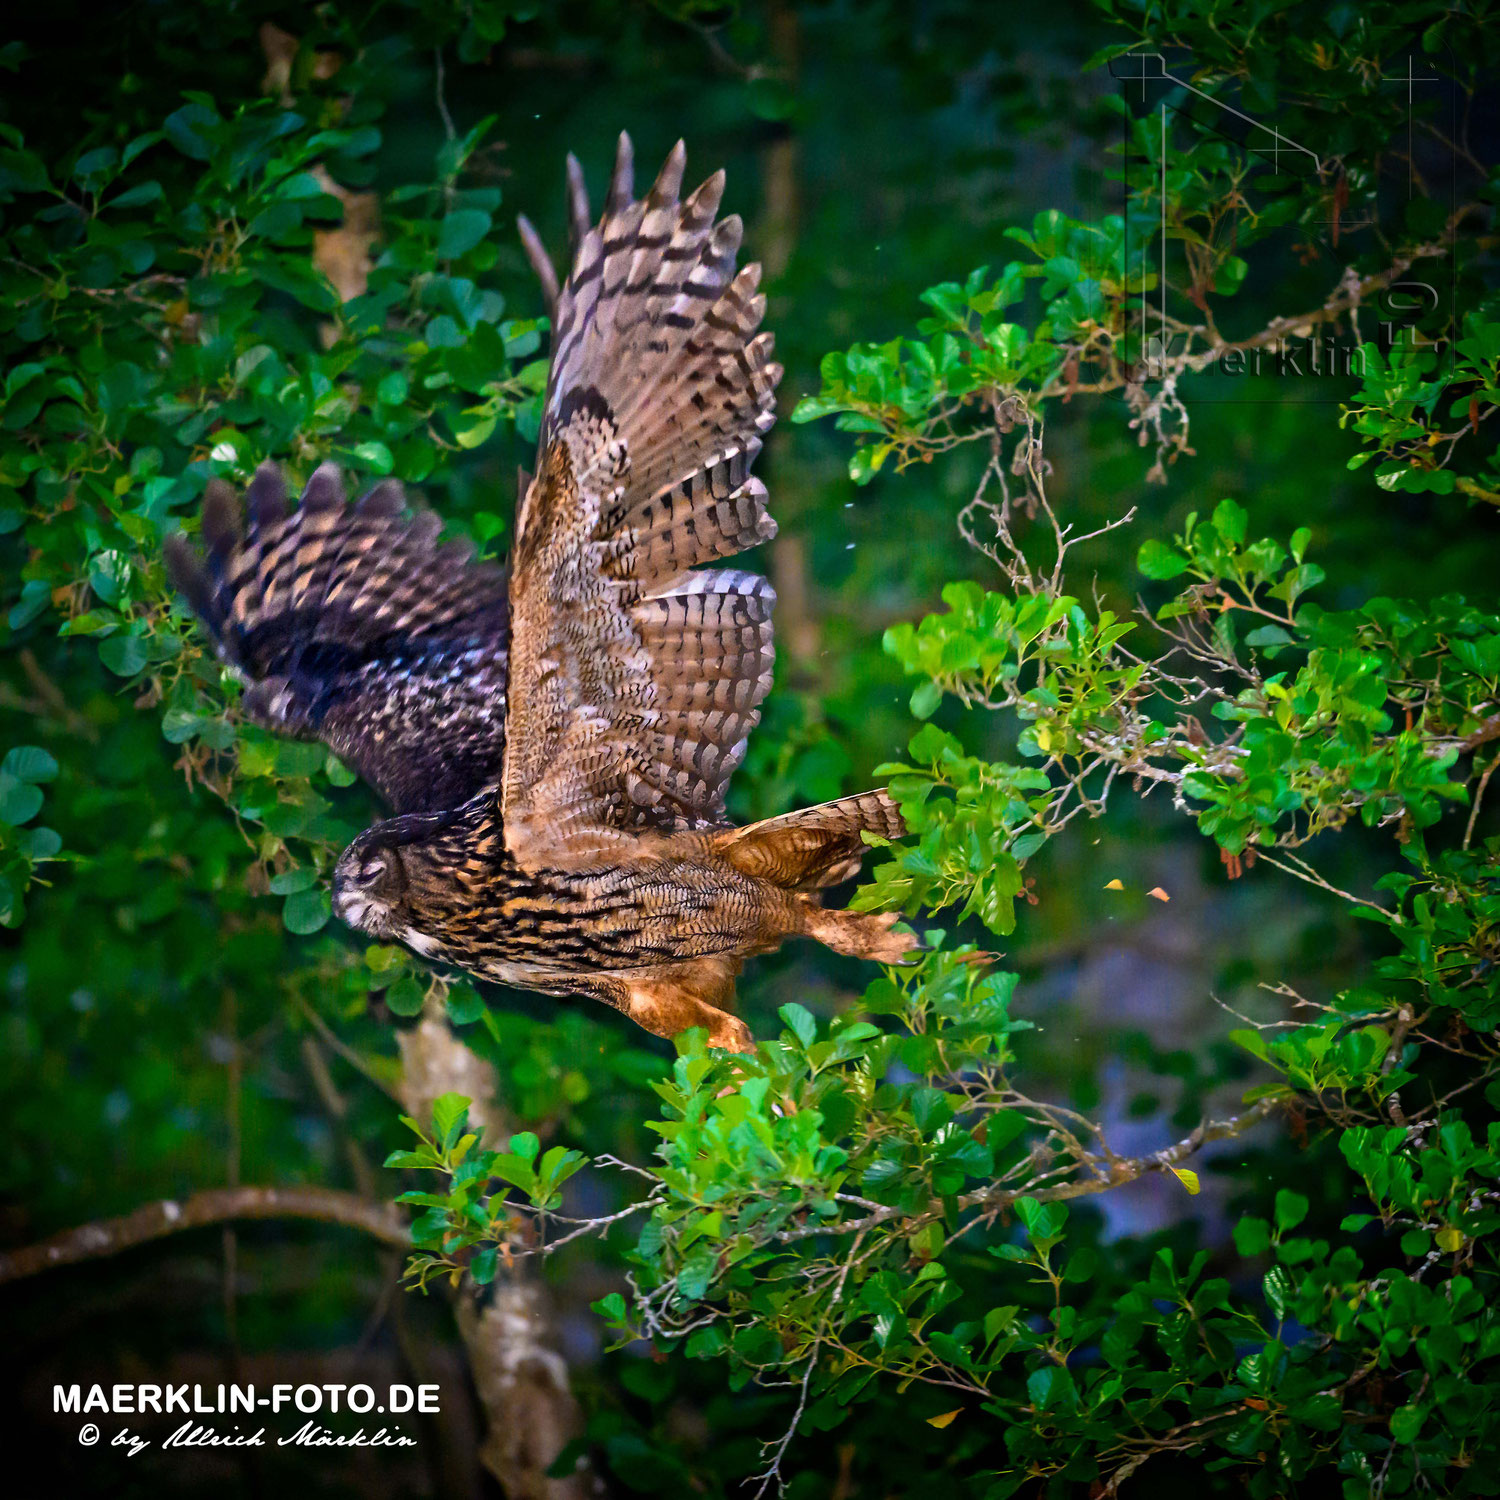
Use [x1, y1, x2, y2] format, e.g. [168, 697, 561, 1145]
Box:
[17, 825, 61, 859]
[9, 579, 51, 631]
[446, 986, 486, 1026]
[1234, 1217, 1272, 1257]
[121, 130, 163, 168]
[73, 145, 118, 185]
[1274, 1189, 1309, 1233]
[0, 776, 43, 825]
[2, 746, 58, 783]
[1245, 625, 1295, 651]
[1212, 499, 1248, 546]
[385, 977, 426, 1016]
[384, 1149, 434, 1170]
[489, 1153, 539, 1194]
[1400, 1228, 1429, 1258]
[163, 101, 219, 161]
[592, 1291, 627, 1323]
[508, 1130, 540, 1164]
[352, 440, 394, 475]
[1389, 1403, 1425, 1444]
[99, 634, 150, 676]
[282, 887, 331, 935]
[111, 179, 164, 210]
[432, 1092, 470, 1148]
[377, 371, 409, 405]
[437, 209, 492, 259]
[910, 680, 943, 720]
[1138, 540, 1189, 580]
[779, 1003, 818, 1048]
[456, 415, 497, 449]
[326, 755, 358, 788]
[1263, 1264, 1292, 1320]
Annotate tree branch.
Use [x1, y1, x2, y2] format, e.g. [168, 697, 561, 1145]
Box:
[396, 1001, 596, 1500]
[0, 1185, 409, 1285]
[773, 1101, 1278, 1245]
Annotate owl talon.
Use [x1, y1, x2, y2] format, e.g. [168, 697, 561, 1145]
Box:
[802, 904, 922, 966]
[706, 1015, 756, 1055]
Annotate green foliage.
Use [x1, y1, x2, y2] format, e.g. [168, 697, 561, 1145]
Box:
[1343, 307, 1500, 504]
[388, 1093, 588, 1290]
[749, 1, 1500, 1489]
[393, 948, 1500, 1496]
[0, 743, 61, 925]
[791, 229, 1154, 482]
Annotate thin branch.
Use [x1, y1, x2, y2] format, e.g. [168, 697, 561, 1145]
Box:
[1464, 755, 1497, 849]
[750, 1351, 816, 1499]
[774, 1101, 1278, 1246]
[294, 994, 402, 1101]
[433, 46, 456, 143]
[1253, 849, 1392, 917]
[516, 1192, 666, 1258]
[0, 1185, 409, 1284]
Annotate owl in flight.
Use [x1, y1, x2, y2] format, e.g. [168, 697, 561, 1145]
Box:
[167, 135, 913, 1052]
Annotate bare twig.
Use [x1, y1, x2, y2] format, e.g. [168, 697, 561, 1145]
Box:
[0, 1185, 409, 1284]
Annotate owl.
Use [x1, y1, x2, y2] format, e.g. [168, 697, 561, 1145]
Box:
[166, 134, 913, 1052]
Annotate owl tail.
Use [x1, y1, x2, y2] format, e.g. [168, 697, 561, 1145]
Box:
[713, 789, 905, 892]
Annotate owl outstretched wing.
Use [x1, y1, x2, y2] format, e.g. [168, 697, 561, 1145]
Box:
[165, 462, 510, 815]
[500, 134, 783, 865]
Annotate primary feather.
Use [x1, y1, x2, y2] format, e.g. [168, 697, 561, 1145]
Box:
[500, 133, 783, 863]
[165, 463, 510, 814]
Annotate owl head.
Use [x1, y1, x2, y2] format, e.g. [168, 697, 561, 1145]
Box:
[330, 804, 475, 961]
[332, 831, 411, 940]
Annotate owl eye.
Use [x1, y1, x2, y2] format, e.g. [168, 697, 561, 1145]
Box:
[352, 845, 408, 901]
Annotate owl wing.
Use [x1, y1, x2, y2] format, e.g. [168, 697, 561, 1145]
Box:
[165, 463, 510, 815]
[499, 134, 783, 865]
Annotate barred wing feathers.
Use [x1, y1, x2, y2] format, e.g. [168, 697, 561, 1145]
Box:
[165, 462, 510, 815]
[502, 135, 783, 861]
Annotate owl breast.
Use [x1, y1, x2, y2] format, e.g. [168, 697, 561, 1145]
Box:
[388, 820, 772, 989]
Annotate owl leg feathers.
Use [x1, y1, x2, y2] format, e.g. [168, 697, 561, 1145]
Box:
[797, 903, 920, 966]
[586, 957, 754, 1054]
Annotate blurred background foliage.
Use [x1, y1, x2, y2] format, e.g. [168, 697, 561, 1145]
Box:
[1, 0, 1498, 1496]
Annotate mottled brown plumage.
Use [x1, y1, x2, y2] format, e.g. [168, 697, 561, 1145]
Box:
[166, 134, 913, 1051]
